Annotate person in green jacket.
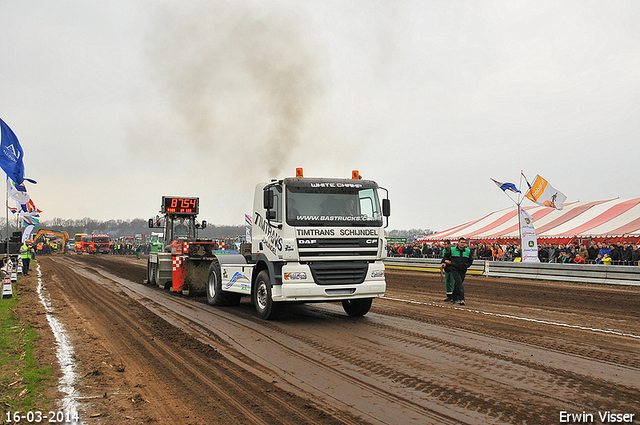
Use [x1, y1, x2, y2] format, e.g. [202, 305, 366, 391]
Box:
[439, 240, 454, 301]
[443, 237, 474, 305]
[20, 240, 33, 276]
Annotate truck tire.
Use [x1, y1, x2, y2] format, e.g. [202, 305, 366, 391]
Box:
[206, 259, 226, 306]
[342, 298, 373, 317]
[254, 270, 281, 320]
[146, 260, 156, 285]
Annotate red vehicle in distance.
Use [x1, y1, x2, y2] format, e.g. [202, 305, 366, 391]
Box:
[81, 234, 111, 254]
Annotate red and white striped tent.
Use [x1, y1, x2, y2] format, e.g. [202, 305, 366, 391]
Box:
[418, 198, 640, 244]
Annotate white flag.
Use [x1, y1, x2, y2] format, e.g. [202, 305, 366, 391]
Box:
[525, 175, 566, 210]
[22, 225, 35, 243]
[7, 177, 30, 204]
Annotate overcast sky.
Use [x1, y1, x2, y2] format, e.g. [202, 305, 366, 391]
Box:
[1, 0, 639, 232]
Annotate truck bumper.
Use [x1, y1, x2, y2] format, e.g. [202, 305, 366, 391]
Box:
[272, 262, 386, 302]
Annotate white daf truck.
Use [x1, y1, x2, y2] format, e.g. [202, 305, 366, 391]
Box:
[207, 169, 390, 319]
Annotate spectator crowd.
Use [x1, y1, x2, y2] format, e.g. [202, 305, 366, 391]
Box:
[387, 240, 640, 266]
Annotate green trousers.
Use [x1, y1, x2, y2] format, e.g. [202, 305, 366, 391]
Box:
[445, 271, 454, 295]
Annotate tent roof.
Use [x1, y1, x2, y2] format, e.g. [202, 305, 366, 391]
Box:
[419, 198, 640, 242]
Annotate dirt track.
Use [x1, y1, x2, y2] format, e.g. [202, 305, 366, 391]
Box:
[15, 254, 640, 424]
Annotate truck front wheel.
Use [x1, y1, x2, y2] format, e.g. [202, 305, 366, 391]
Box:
[342, 298, 373, 317]
[254, 270, 281, 320]
[206, 260, 225, 306]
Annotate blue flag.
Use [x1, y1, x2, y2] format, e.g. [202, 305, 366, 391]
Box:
[0, 118, 25, 184]
[491, 178, 521, 193]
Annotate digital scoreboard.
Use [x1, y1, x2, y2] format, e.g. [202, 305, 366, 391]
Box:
[161, 197, 199, 215]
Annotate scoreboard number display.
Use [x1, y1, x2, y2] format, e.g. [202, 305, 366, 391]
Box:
[162, 197, 199, 214]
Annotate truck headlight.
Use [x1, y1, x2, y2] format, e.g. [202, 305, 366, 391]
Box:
[371, 270, 384, 278]
[284, 272, 307, 280]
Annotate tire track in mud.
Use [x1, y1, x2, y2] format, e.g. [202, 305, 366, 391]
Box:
[371, 301, 640, 372]
[281, 306, 640, 425]
[67, 257, 467, 425]
[47, 256, 368, 425]
[118, 283, 636, 425]
[64, 255, 640, 425]
[255, 309, 558, 425]
[372, 298, 640, 369]
[247, 296, 640, 424]
[41, 258, 190, 423]
[360, 311, 640, 411]
[46, 257, 270, 424]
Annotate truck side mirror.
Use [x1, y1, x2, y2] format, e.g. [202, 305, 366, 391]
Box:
[266, 210, 276, 220]
[263, 189, 274, 210]
[148, 218, 154, 228]
[383, 199, 391, 217]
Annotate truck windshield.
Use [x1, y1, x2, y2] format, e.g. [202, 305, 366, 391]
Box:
[286, 183, 382, 226]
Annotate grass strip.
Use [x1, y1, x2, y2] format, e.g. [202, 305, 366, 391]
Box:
[0, 281, 53, 413]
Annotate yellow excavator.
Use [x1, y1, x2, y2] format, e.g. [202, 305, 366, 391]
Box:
[32, 230, 69, 253]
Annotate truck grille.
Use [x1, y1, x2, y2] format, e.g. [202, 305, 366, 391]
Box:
[297, 238, 378, 259]
[308, 261, 368, 285]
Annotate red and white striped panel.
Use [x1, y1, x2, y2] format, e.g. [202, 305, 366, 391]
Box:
[172, 256, 182, 271]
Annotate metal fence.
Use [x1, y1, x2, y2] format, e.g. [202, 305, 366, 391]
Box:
[383, 257, 640, 287]
[384, 258, 485, 275]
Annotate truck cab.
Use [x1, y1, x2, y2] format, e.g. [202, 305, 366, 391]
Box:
[209, 170, 390, 319]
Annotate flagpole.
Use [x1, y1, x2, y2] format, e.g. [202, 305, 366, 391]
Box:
[519, 170, 536, 260]
[5, 183, 8, 266]
[518, 170, 523, 258]
[518, 170, 524, 204]
[517, 202, 523, 259]
[492, 177, 524, 260]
